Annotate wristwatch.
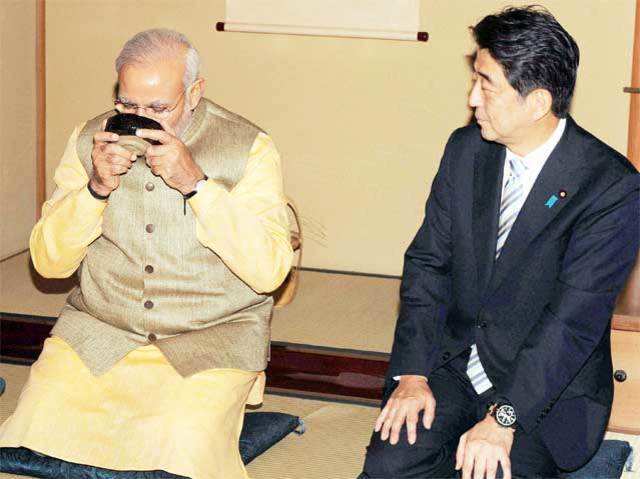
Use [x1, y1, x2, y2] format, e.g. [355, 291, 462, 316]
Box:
[87, 182, 110, 201]
[182, 174, 209, 215]
[488, 401, 517, 428]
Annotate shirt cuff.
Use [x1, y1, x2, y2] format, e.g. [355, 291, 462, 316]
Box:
[78, 185, 109, 215]
[187, 179, 225, 216]
[393, 375, 428, 382]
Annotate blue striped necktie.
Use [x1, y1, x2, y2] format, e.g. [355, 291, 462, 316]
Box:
[467, 154, 527, 394]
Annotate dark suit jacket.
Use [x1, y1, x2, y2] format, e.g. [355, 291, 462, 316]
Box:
[387, 117, 639, 470]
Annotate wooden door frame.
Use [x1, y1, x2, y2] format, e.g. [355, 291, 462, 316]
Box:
[615, 0, 640, 321]
[36, 0, 46, 220]
[627, 0, 640, 170]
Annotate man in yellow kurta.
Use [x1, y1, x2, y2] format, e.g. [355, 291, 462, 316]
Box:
[0, 29, 293, 479]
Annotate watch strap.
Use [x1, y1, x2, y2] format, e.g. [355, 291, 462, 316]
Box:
[87, 182, 110, 201]
[182, 175, 208, 215]
[183, 174, 209, 200]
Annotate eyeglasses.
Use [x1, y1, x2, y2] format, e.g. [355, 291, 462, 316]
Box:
[114, 88, 187, 118]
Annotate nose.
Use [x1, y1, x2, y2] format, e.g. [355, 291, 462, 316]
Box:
[468, 79, 482, 108]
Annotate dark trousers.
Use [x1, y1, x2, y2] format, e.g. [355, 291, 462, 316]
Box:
[359, 353, 559, 479]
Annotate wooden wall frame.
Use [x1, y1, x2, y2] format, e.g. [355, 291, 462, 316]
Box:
[615, 0, 640, 321]
[36, 0, 46, 220]
[608, 0, 640, 436]
[627, 0, 640, 168]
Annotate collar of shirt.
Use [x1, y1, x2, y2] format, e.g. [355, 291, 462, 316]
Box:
[502, 118, 567, 197]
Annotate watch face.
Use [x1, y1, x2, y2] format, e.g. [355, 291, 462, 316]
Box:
[495, 404, 517, 427]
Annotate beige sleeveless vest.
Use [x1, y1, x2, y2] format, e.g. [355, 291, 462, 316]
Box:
[51, 99, 274, 377]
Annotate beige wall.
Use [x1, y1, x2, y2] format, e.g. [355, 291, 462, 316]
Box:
[46, 0, 635, 275]
[1, 0, 37, 260]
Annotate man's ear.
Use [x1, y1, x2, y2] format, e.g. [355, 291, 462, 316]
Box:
[187, 78, 205, 110]
[526, 88, 553, 121]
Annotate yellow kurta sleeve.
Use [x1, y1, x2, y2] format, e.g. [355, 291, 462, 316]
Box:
[188, 132, 294, 293]
[30, 123, 107, 278]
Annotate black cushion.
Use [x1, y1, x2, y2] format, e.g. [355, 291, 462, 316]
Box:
[0, 448, 184, 479]
[0, 412, 302, 478]
[240, 411, 302, 464]
[561, 440, 632, 479]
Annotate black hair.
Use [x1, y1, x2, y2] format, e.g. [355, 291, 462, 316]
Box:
[472, 5, 579, 118]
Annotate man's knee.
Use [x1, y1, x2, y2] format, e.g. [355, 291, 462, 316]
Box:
[362, 439, 400, 478]
[362, 432, 457, 478]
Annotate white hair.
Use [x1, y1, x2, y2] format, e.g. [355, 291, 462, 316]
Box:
[115, 29, 200, 90]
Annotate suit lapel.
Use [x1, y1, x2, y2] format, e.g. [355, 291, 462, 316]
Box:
[486, 118, 587, 295]
[472, 141, 505, 298]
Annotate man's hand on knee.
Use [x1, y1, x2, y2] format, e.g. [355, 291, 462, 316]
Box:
[455, 414, 514, 479]
[373, 375, 435, 446]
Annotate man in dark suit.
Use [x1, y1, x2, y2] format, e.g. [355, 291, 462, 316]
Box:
[360, 6, 639, 479]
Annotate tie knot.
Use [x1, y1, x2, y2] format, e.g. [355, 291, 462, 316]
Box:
[508, 155, 527, 179]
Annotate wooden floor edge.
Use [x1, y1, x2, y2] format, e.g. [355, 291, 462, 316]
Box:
[264, 388, 381, 407]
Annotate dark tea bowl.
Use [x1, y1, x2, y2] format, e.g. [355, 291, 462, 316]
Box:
[105, 113, 164, 155]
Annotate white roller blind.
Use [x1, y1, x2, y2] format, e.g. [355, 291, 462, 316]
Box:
[222, 0, 424, 41]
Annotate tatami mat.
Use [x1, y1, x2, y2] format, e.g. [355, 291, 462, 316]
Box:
[0, 252, 399, 353]
[271, 270, 398, 353]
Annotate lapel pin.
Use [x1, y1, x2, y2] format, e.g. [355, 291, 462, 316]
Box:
[545, 194, 559, 208]
[559, 190, 567, 198]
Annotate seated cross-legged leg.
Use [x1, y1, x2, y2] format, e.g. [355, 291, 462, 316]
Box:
[0, 336, 261, 479]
